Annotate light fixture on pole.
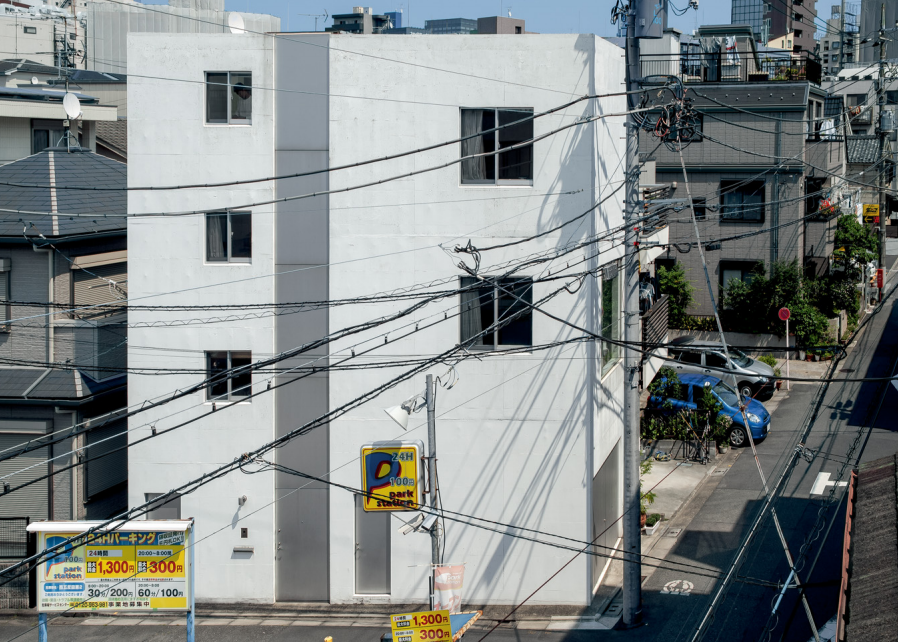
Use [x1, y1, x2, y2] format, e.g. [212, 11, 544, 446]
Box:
[383, 391, 426, 431]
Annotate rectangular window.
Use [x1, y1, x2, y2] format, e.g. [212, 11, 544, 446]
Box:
[721, 261, 761, 306]
[601, 265, 621, 376]
[460, 108, 533, 185]
[805, 177, 827, 218]
[206, 72, 252, 125]
[206, 351, 252, 401]
[720, 180, 765, 222]
[23, 26, 36, 34]
[459, 276, 532, 349]
[145, 493, 181, 520]
[692, 197, 707, 221]
[206, 212, 251, 262]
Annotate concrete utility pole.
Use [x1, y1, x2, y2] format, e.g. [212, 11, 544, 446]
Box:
[877, 3, 888, 266]
[622, 1, 642, 628]
[425, 373, 439, 610]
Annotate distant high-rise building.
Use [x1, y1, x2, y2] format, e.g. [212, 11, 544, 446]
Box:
[326, 6, 392, 34]
[424, 18, 477, 34]
[384, 11, 402, 29]
[731, 0, 816, 53]
[819, 4, 860, 75]
[860, 0, 897, 62]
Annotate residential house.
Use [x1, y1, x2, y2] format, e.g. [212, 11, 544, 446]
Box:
[0, 146, 128, 528]
[639, 25, 843, 316]
[126, 31, 659, 606]
[0, 59, 125, 164]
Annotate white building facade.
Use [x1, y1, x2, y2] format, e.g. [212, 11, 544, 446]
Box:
[127, 31, 630, 606]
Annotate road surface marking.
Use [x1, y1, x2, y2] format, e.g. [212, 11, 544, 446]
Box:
[809, 472, 848, 496]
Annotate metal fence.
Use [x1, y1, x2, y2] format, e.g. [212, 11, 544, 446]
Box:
[640, 51, 822, 86]
[0, 518, 29, 559]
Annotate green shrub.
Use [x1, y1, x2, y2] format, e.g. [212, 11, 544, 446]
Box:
[645, 513, 662, 527]
[657, 263, 695, 329]
[757, 354, 782, 377]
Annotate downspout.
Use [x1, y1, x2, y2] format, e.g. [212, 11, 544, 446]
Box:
[32, 245, 53, 365]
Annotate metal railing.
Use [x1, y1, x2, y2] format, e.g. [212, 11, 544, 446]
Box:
[641, 293, 669, 357]
[640, 51, 822, 85]
[0, 518, 29, 560]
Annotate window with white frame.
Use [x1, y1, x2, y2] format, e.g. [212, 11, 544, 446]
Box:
[459, 276, 532, 348]
[460, 108, 534, 185]
[206, 351, 252, 401]
[206, 72, 252, 124]
[206, 212, 251, 262]
[601, 265, 621, 376]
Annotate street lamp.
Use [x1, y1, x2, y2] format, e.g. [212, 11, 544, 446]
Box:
[384, 369, 456, 609]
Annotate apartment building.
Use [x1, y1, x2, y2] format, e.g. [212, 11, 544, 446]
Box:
[639, 26, 843, 315]
[731, 0, 817, 52]
[126, 31, 665, 606]
[819, 4, 860, 76]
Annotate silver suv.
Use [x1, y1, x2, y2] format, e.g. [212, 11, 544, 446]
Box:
[664, 337, 776, 400]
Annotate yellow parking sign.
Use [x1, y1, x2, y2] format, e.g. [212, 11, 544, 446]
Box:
[360, 441, 423, 511]
[391, 610, 452, 642]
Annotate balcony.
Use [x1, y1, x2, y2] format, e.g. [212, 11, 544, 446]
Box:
[641, 51, 822, 86]
[641, 293, 669, 386]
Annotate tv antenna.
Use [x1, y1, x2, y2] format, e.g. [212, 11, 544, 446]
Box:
[298, 10, 328, 31]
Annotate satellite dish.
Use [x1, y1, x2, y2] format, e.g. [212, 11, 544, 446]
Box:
[228, 12, 245, 34]
[30, 76, 39, 85]
[62, 92, 81, 120]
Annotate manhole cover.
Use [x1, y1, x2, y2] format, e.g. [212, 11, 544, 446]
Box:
[840, 369, 855, 373]
[665, 528, 682, 538]
[711, 469, 727, 476]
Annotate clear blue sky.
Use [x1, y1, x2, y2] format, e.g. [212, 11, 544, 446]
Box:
[144, 0, 731, 36]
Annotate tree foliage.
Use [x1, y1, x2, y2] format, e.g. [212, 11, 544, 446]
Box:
[657, 263, 694, 329]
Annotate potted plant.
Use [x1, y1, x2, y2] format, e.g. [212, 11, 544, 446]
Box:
[645, 513, 662, 535]
[640, 458, 656, 529]
[715, 414, 733, 453]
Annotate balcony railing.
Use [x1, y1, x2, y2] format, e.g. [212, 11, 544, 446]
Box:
[640, 51, 822, 86]
[641, 293, 669, 361]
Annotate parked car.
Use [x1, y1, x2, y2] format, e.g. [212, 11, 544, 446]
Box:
[646, 373, 771, 447]
[664, 336, 776, 400]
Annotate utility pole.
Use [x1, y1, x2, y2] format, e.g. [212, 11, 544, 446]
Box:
[622, 1, 642, 628]
[877, 3, 887, 267]
[425, 373, 439, 610]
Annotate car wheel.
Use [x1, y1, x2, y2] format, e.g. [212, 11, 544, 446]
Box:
[727, 424, 748, 448]
[738, 383, 754, 400]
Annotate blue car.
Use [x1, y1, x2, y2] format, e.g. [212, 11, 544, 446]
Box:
[647, 373, 770, 447]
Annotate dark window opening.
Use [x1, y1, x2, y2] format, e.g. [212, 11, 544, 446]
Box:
[206, 350, 252, 401]
[461, 108, 533, 185]
[720, 179, 765, 222]
[459, 277, 533, 348]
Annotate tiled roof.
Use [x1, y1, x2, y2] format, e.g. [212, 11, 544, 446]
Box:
[844, 454, 898, 641]
[0, 368, 124, 401]
[846, 135, 880, 165]
[0, 59, 125, 85]
[824, 95, 843, 126]
[96, 120, 127, 156]
[0, 148, 125, 238]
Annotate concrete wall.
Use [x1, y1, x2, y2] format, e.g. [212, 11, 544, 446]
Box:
[324, 33, 625, 606]
[127, 32, 277, 603]
[127, 31, 627, 607]
[0, 118, 31, 166]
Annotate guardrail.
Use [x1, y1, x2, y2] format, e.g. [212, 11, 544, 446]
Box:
[640, 51, 822, 85]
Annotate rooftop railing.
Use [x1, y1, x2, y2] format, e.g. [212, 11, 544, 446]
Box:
[640, 50, 822, 86]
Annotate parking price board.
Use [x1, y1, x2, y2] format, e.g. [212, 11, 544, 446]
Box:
[28, 521, 193, 613]
[391, 609, 452, 642]
[360, 440, 423, 512]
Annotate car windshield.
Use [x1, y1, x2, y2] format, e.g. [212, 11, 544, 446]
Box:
[713, 381, 740, 407]
[728, 348, 752, 368]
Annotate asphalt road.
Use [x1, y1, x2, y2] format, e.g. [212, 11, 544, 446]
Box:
[618, 279, 898, 642]
[0, 621, 615, 642]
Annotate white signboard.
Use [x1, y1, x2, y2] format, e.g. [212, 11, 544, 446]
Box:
[27, 520, 193, 613]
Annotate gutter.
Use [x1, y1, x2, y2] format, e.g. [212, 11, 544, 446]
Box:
[0, 231, 125, 245]
[0, 382, 127, 407]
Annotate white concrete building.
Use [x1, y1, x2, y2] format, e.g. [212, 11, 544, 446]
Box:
[127, 31, 644, 607]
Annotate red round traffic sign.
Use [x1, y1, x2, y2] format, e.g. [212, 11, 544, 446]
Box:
[778, 307, 790, 321]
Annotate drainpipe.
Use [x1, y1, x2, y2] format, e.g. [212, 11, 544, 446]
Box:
[55, 408, 79, 520]
[33, 246, 54, 365]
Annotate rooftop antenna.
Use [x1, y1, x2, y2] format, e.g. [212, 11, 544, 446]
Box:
[298, 10, 328, 31]
[227, 12, 245, 34]
[61, 92, 81, 152]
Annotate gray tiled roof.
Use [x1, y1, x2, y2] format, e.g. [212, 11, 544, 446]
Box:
[0, 368, 124, 400]
[844, 454, 898, 641]
[824, 95, 843, 126]
[95, 120, 127, 155]
[847, 135, 880, 164]
[0, 148, 125, 238]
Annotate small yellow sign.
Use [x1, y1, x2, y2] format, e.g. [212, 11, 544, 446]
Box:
[360, 441, 422, 512]
[863, 204, 880, 221]
[390, 609, 452, 642]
